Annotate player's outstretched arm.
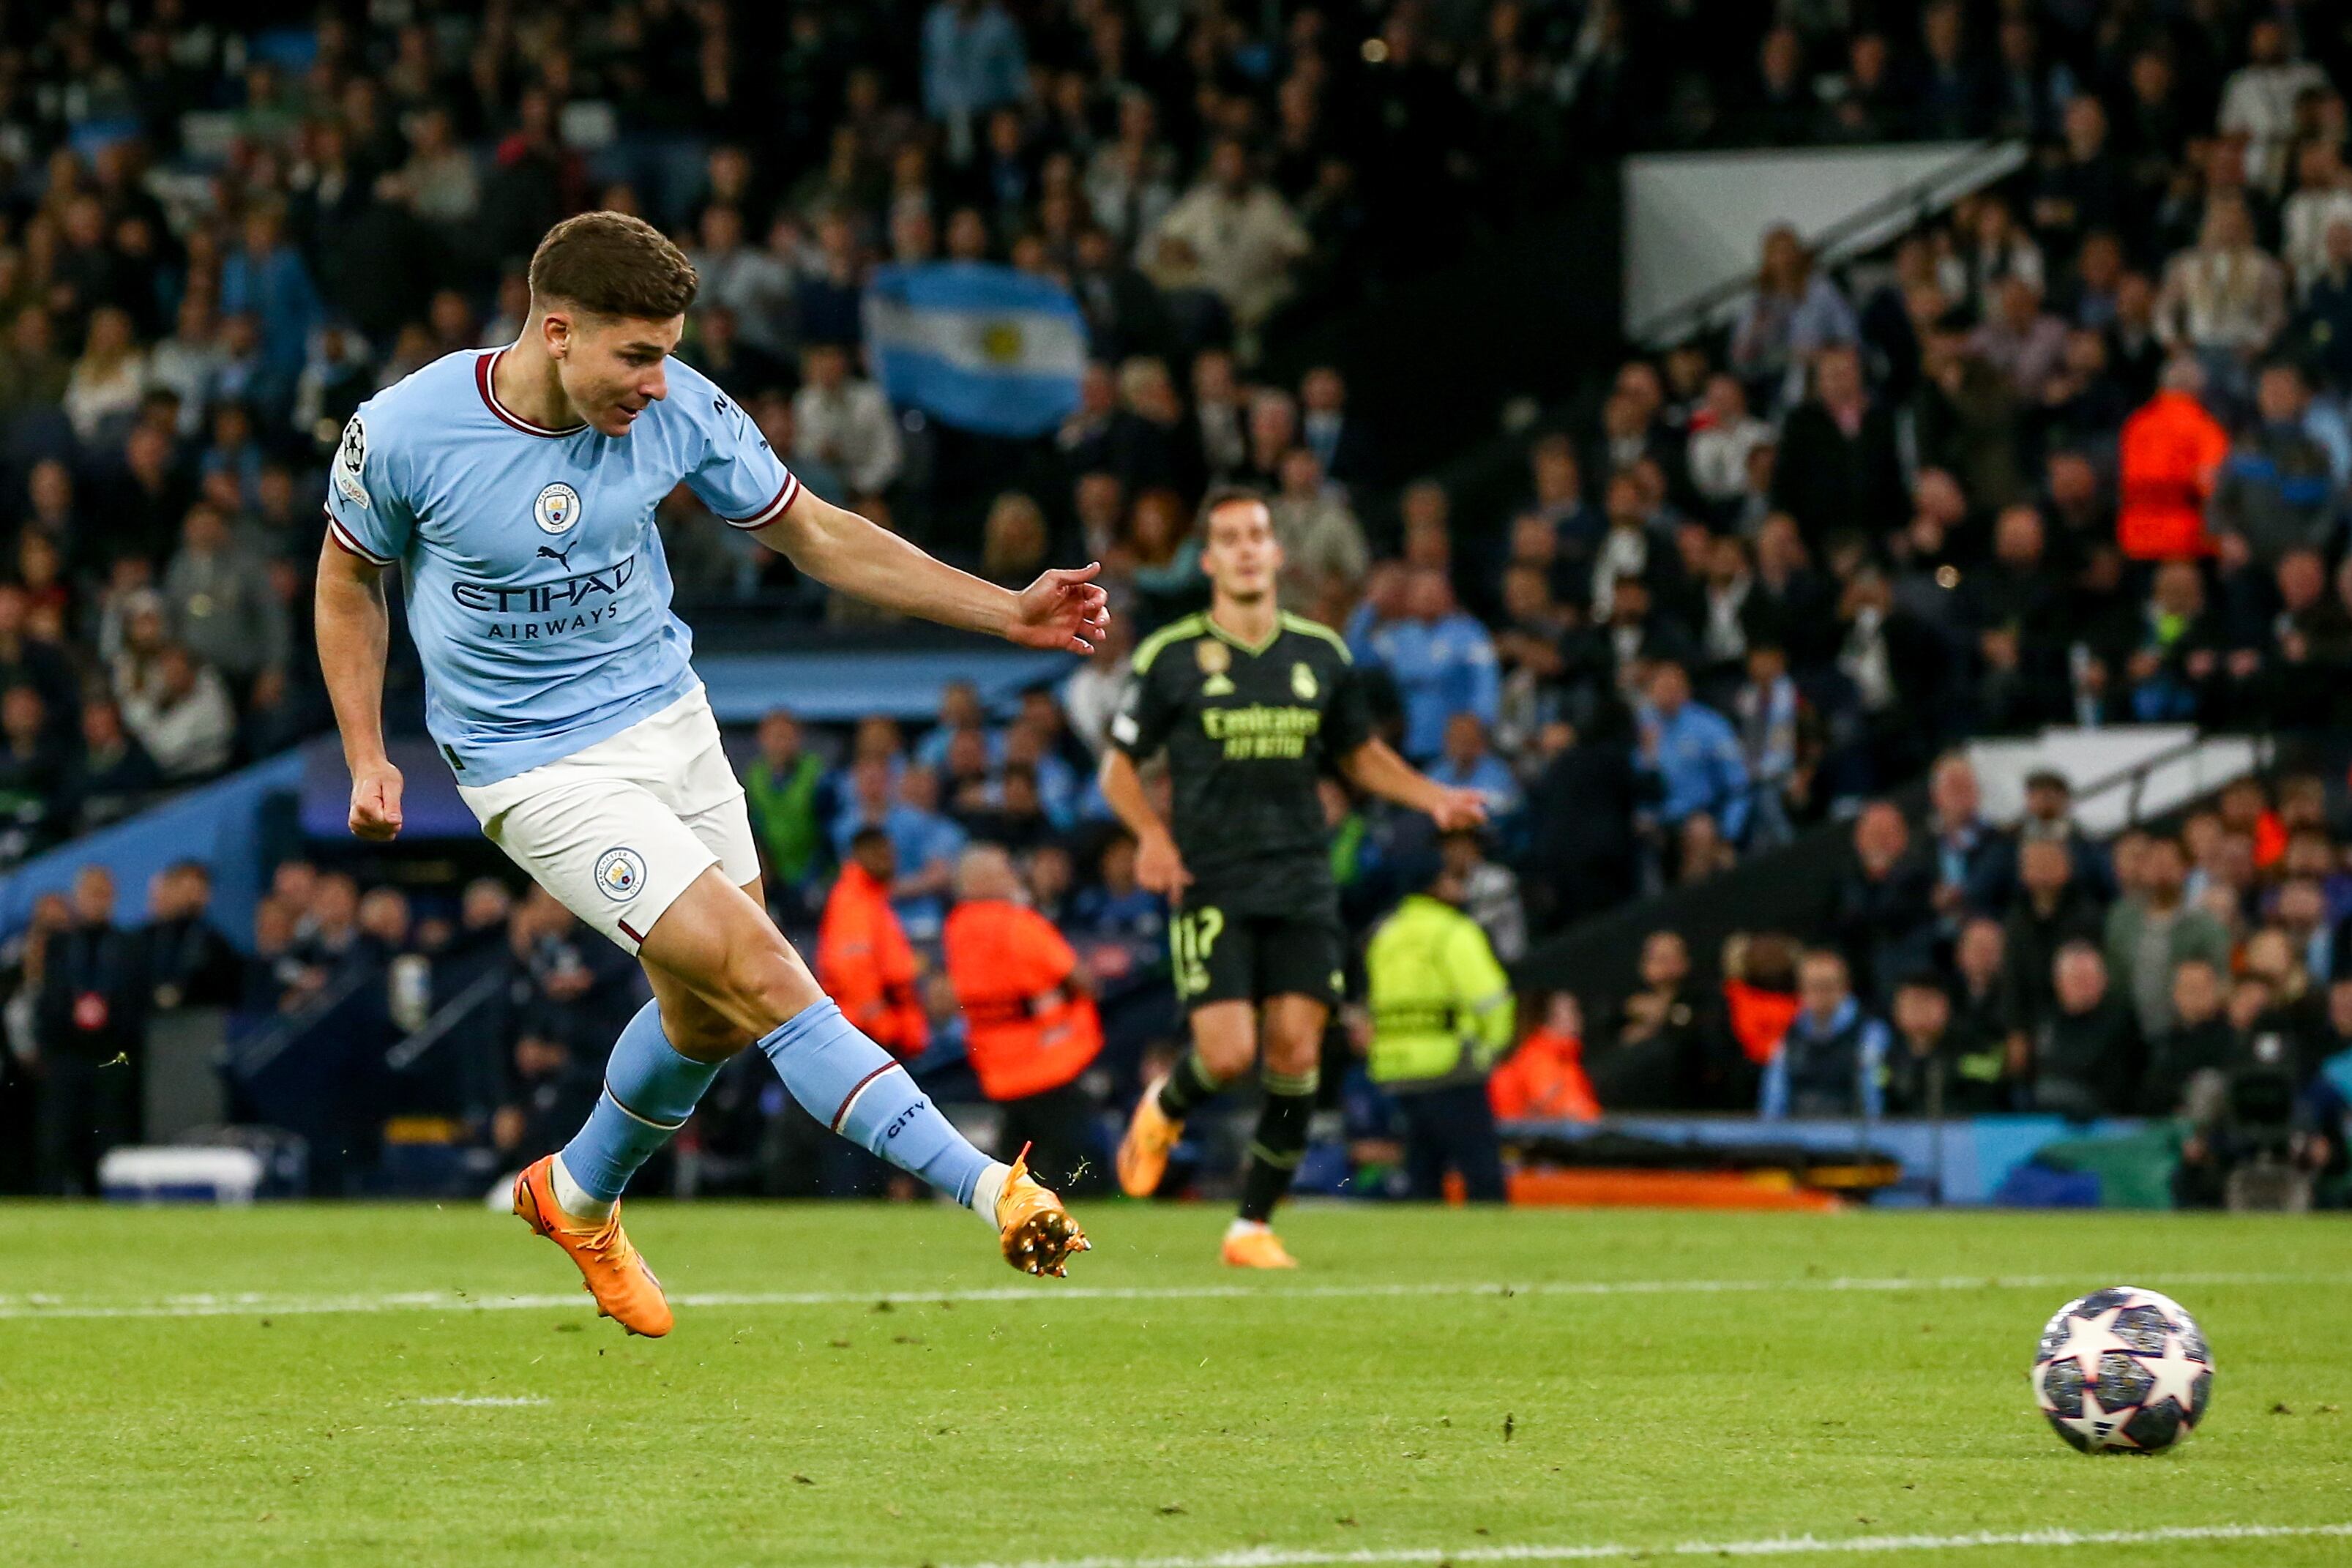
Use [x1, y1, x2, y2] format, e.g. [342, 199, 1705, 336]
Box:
[316, 537, 404, 841]
[1339, 739, 1487, 832]
[1098, 748, 1190, 896]
[754, 490, 1109, 652]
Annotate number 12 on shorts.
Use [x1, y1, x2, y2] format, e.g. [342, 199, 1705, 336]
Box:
[1171, 906, 1224, 998]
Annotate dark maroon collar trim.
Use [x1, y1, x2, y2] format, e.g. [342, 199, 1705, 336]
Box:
[477, 347, 589, 437]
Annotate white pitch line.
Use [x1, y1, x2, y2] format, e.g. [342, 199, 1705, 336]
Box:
[947, 1522, 2352, 1568]
[0, 1270, 2342, 1321]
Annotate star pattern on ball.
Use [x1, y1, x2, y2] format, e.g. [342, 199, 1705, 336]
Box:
[2140, 1333, 2211, 1420]
[2032, 1288, 2213, 1454]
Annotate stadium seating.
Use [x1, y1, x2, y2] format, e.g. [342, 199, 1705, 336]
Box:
[4, 1, 2352, 1210]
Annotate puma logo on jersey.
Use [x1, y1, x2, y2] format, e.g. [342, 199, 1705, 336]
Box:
[536, 544, 575, 567]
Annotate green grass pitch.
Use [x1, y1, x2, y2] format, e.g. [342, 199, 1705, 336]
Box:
[1, 1201, 2348, 1567]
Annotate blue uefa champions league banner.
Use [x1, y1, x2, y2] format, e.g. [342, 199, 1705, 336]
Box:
[862, 262, 1087, 438]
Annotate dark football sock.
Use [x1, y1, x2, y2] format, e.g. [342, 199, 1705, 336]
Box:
[1155, 1048, 1225, 1120]
[1237, 1068, 1319, 1223]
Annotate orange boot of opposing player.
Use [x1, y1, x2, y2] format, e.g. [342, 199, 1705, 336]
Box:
[513, 1154, 674, 1337]
[1220, 1220, 1298, 1269]
[1117, 1080, 1182, 1198]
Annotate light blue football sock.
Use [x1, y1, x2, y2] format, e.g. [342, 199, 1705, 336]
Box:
[756, 998, 994, 1206]
[556, 999, 726, 1206]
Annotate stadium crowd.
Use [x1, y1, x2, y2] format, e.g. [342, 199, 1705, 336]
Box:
[8, 4, 2352, 1203]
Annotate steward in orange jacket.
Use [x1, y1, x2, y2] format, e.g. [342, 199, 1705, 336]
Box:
[943, 845, 1102, 1190]
[2117, 370, 2229, 561]
[1487, 994, 1601, 1121]
[816, 828, 928, 1057]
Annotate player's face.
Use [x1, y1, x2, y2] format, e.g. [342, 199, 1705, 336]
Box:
[551, 312, 684, 436]
[1200, 501, 1283, 603]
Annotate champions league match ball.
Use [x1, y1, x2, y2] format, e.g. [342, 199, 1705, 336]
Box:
[2031, 1286, 2214, 1454]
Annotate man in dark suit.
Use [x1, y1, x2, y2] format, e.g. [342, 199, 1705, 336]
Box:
[1299, 365, 1375, 491]
[32, 867, 148, 1195]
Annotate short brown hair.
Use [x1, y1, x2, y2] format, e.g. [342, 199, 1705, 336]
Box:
[1196, 482, 1269, 537]
[528, 212, 698, 320]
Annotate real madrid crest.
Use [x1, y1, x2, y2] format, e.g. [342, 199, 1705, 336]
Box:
[534, 481, 583, 534]
[1291, 662, 1318, 701]
[1196, 638, 1234, 695]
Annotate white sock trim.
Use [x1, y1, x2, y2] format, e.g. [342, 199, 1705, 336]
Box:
[972, 1161, 1012, 1226]
[549, 1153, 616, 1222]
[1225, 1217, 1269, 1240]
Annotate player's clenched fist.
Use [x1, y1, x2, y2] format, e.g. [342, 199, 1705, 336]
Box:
[1133, 827, 1192, 898]
[348, 760, 406, 840]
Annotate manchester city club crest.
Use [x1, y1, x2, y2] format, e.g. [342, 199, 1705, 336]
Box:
[534, 481, 583, 534]
[594, 847, 645, 900]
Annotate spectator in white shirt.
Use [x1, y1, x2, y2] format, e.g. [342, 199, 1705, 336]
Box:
[2217, 19, 2326, 193]
[2281, 140, 2352, 300]
[63, 307, 147, 444]
[120, 643, 235, 780]
[1685, 374, 1772, 508]
[1147, 137, 1310, 350]
[2155, 195, 2287, 381]
[792, 343, 903, 502]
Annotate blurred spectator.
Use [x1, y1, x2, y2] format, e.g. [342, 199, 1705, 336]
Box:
[1361, 567, 1498, 763]
[31, 867, 144, 1195]
[161, 501, 289, 688]
[64, 697, 160, 835]
[1635, 660, 1750, 856]
[817, 827, 928, 1059]
[1759, 949, 1887, 1119]
[1488, 992, 1599, 1123]
[942, 844, 1101, 1192]
[493, 1026, 603, 1167]
[1730, 227, 1857, 406]
[2028, 940, 2139, 1119]
[1588, 930, 1708, 1111]
[1826, 802, 1935, 1005]
[141, 862, 239, 1011]
[744, 709, 832, 907]
[2105, 835, 2232, 1039]
[119, 643, 236, 780]
[793, 343, 901, 504]
[2211, 362, 2339, 566]
[2001, 838, 2107, 1041]
[1149, 137, 1310, 355]
[2139, 957, 2235, 1117]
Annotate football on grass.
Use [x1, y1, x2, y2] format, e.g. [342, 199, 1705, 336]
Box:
[2031, 1286, 2213, 1453]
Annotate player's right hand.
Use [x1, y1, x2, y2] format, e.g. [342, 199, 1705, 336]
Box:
[348, 761, 406, 841]
[1135, 830, 1191, 898]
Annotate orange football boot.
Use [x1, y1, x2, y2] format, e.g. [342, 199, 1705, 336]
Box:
[1220, 1226, 1298, 1269]
[512, 1155, 673, 1337]
[1116, 1081, 1181, 1198]
[997, 1145, 1090, 1277]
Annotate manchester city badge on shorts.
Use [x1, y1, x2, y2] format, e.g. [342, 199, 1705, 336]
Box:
[594, 847, 646, 900]
[534, 481, 583, 534]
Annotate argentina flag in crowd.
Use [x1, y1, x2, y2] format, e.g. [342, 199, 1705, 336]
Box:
[862, 262, 1087, 439]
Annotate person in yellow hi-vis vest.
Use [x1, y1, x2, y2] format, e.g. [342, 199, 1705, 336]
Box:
[1365, 846, 1516, 1202]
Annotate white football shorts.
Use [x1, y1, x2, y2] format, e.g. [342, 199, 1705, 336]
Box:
[456, 684, 760, 954]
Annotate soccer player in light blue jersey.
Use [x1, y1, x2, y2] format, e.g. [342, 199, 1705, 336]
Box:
[316, 212, 1094, 1335]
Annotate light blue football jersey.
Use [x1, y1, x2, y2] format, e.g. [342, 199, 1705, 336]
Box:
[323, 346, 799, 785]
